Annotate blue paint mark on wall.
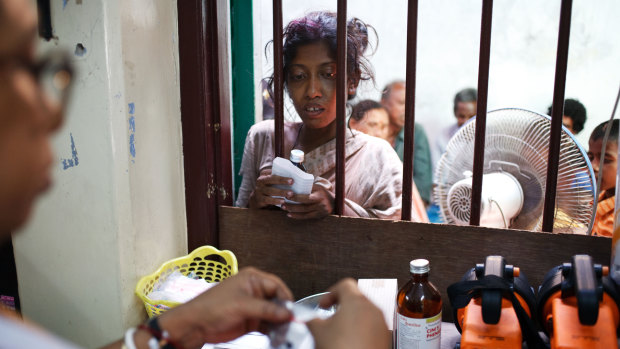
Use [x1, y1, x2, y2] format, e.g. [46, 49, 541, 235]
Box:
[63, 0, 68, 9]
[128, 103, 136, 163]
[129, 134, 136, 158]
[61, 133, 79, 170]
[129, 116, 136, 133]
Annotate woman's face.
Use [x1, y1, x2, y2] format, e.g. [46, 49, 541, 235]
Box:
[286, 42, 338, 129]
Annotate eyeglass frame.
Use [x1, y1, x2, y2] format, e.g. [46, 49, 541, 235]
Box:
[0, 49, 74, 111]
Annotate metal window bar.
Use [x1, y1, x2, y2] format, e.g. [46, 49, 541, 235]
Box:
[270, 0, 571, 226]
[401, 0, 419, 221]
[335, 0, 347, 215]
[273, 0, 284, 158]
[542, 0, 573, 232]
[469, 0, 493, 226]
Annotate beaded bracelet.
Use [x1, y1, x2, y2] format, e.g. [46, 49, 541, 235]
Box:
[137, 317, 183, 349]
[124, 326, 160, 349]
[123, 327, 137, 349]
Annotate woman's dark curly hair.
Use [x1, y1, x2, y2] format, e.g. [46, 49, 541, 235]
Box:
[269, 11, 376, 100]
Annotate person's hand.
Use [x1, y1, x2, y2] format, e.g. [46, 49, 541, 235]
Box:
[249, 169, 295, 208]
[157, 267, 294, 349]
[281, 184, 334, 219]
[306, 279, 390, 349]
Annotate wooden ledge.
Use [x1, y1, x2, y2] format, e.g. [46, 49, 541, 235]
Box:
[219, 206, 611, 321]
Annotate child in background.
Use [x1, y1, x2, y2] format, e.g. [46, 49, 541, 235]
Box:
[349, 99, 390, 141]
[588, 119, 619, 237]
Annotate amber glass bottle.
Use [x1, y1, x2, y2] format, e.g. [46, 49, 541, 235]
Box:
[395, 259, 442, 349]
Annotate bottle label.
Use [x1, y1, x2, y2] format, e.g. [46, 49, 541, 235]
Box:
[396, 311, 441, 349]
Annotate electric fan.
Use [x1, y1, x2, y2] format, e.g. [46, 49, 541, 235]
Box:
[434, 108, 596, 233]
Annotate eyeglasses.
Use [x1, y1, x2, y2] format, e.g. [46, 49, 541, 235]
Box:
[33, 51, 74, 111]
[1, 50, 74, 111]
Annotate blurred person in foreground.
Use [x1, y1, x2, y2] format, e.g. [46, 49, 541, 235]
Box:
[381, 80, 433, 206]
[349, 99, 390, 140]
[0, 0, 390, 348]
[587, 119, 619, 238]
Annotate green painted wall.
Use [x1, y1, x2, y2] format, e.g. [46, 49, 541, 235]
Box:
[230, 0, 255, 200]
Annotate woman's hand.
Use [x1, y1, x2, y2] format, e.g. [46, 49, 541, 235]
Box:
[249, 169, 295, 208]
[306, 279, 391, 349]
[157, 267, 294, 349]
[281, 184, 334, 219]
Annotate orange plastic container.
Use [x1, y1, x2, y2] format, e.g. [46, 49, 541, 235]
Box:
[541, 292, 619, 349]
[457, 293, 531, 349]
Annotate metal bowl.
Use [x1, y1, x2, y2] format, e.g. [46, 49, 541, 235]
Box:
[295, 292, 337, 316]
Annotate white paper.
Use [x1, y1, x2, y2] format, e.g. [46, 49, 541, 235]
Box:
[358, 279, 398, 331]
[271, 157, 314, 204]
[201, 332, 270, 349]
[200, 330, 314, 349]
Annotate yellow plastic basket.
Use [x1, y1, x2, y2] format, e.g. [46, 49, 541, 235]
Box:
[135, 245, 238, 318]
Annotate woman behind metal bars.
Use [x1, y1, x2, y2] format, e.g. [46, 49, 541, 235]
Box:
[236, 11, 427, 221]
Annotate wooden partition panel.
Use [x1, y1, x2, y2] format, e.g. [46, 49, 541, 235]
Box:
[219, 206, 611, 321]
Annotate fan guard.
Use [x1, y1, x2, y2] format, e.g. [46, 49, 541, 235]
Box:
[434, 108, 596, 233]
[448, 184, 473, 223]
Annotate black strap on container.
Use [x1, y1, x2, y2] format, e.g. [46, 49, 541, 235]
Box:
[447, 275, 547, 349]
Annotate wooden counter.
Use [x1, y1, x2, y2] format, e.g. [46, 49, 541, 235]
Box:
[219, 206, 611, 321]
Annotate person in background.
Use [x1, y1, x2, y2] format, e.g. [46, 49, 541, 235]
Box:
[349, 99, 390, 140]
[425, 88, 477, 223]
[546, 98, 587, 135]
[0, 1, 390, 348]
[381, 80, 432, 206]
[237, 12, 428, 221]
[432, 88, 477, 167]
[587, 119, 619, 237]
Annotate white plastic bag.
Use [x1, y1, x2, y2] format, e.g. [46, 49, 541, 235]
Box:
[148, 271, 218, 303]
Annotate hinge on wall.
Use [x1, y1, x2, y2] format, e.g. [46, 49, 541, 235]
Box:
[206, 174, 229, 201]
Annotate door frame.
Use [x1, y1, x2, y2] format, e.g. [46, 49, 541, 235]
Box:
[177, 0, 233, 249]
